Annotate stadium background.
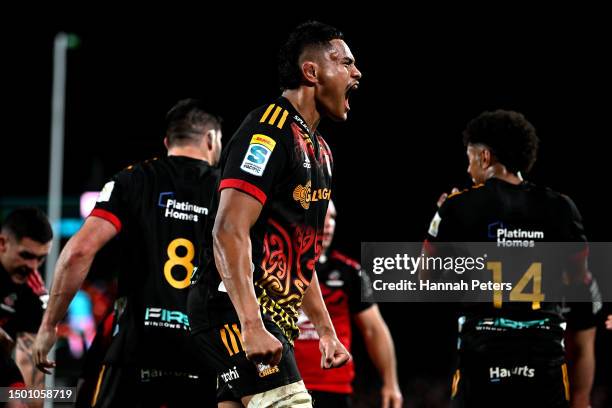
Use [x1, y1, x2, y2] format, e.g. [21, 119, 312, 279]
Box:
[2, 11, 611, 407]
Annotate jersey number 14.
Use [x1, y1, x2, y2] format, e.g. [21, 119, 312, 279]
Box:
[488, 261, 545, 310]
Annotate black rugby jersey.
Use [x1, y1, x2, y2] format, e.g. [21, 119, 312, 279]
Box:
[189, 97, 333, 342]
[91, 155, 218, 369]
[426, 178, 590, 363]
[0, 265, 46, 339]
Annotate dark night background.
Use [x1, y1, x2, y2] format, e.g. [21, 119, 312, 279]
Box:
[2, 9, 611, 407]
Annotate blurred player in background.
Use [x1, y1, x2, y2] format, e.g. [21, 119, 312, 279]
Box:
[294, 201, 403, 408]
[33, 99, 222, 407]
[1, 208, 52, 408]
[425, 110, 598, 407]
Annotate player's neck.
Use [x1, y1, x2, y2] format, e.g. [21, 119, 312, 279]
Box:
[282, 88, 320, 135]
[167, 146, 209, 163]
[485, 165, 523, 185]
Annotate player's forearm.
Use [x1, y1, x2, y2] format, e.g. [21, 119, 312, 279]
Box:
[16, 334, 42, 382]
[213, 221, 262, 328]
[301, 272, 336, 338]
[570, 366, 593, 408]
[363, 320, 399, 386]
[18, 355, 44, 408]
[568, 351, 595, 408]
[41, 239, 94, 329]
[567, 328, 595, 408]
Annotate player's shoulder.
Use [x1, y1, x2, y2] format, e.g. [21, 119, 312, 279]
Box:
[536, 183, 572, 203]
[441, 183, 487, 210]
[116, 157, 161, 177]
[240, 98, 294, 136]
[330, 250, 361, 271]
[520, 181, 577, 210]
[539, 185, 581, 216]
[99, 158, 160, 199]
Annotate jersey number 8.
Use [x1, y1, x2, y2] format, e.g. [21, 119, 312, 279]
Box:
[164, 238, 195, 289]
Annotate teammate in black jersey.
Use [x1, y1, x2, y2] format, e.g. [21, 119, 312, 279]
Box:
[1, 208, 51, 405]
[425, 110, 597, 408]
[33, 99, 222, 407]
[188, 21, 362, 407]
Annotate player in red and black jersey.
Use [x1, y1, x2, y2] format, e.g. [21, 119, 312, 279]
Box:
[33, 99, 222, 407]
[425, 110, 598, 408]
[188, 21, 361, 407]
[294, 201, 402, 408]
[1, 208, 51, 405]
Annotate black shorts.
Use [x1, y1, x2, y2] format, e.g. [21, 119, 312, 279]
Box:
[191, 319, 302, 402]
[87, 364, 216, 408]
[451, 356, 570, 408]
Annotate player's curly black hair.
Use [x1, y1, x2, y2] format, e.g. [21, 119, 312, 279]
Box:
[463, 110, 540, 174]
[165, 99, 222, 146]
[278, 21, 344, 91]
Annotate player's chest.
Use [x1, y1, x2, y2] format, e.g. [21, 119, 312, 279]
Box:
[285, 125, 332, 212]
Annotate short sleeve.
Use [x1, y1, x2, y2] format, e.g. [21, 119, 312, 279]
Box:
[560, 195, 588, 243]
[90, 170, 133, 232]
[219, 117, 289, 206]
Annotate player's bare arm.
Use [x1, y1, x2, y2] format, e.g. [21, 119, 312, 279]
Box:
[213, 188, 283, 366]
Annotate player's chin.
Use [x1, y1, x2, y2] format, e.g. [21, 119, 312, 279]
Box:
[328, 107, 349, 122]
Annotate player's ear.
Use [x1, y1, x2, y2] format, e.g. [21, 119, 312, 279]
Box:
[163, 136, 170, 149]
[481, 148, 492, 168]
[0, 234, 7, 252]
[205, 129, 215, 150]
[301, 60, 318, 85]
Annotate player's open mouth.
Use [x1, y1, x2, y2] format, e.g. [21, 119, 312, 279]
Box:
[345, 83, 359, 111]
[11, 267, 32, 282]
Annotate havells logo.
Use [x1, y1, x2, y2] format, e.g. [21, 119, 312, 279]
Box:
[240, 134, 276, 176]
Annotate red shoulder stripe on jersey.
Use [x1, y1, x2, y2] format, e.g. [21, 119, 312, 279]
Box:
[330, 250, 361, 270]
[219, 179, 267, 205]
[90, 209, 122, 232]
